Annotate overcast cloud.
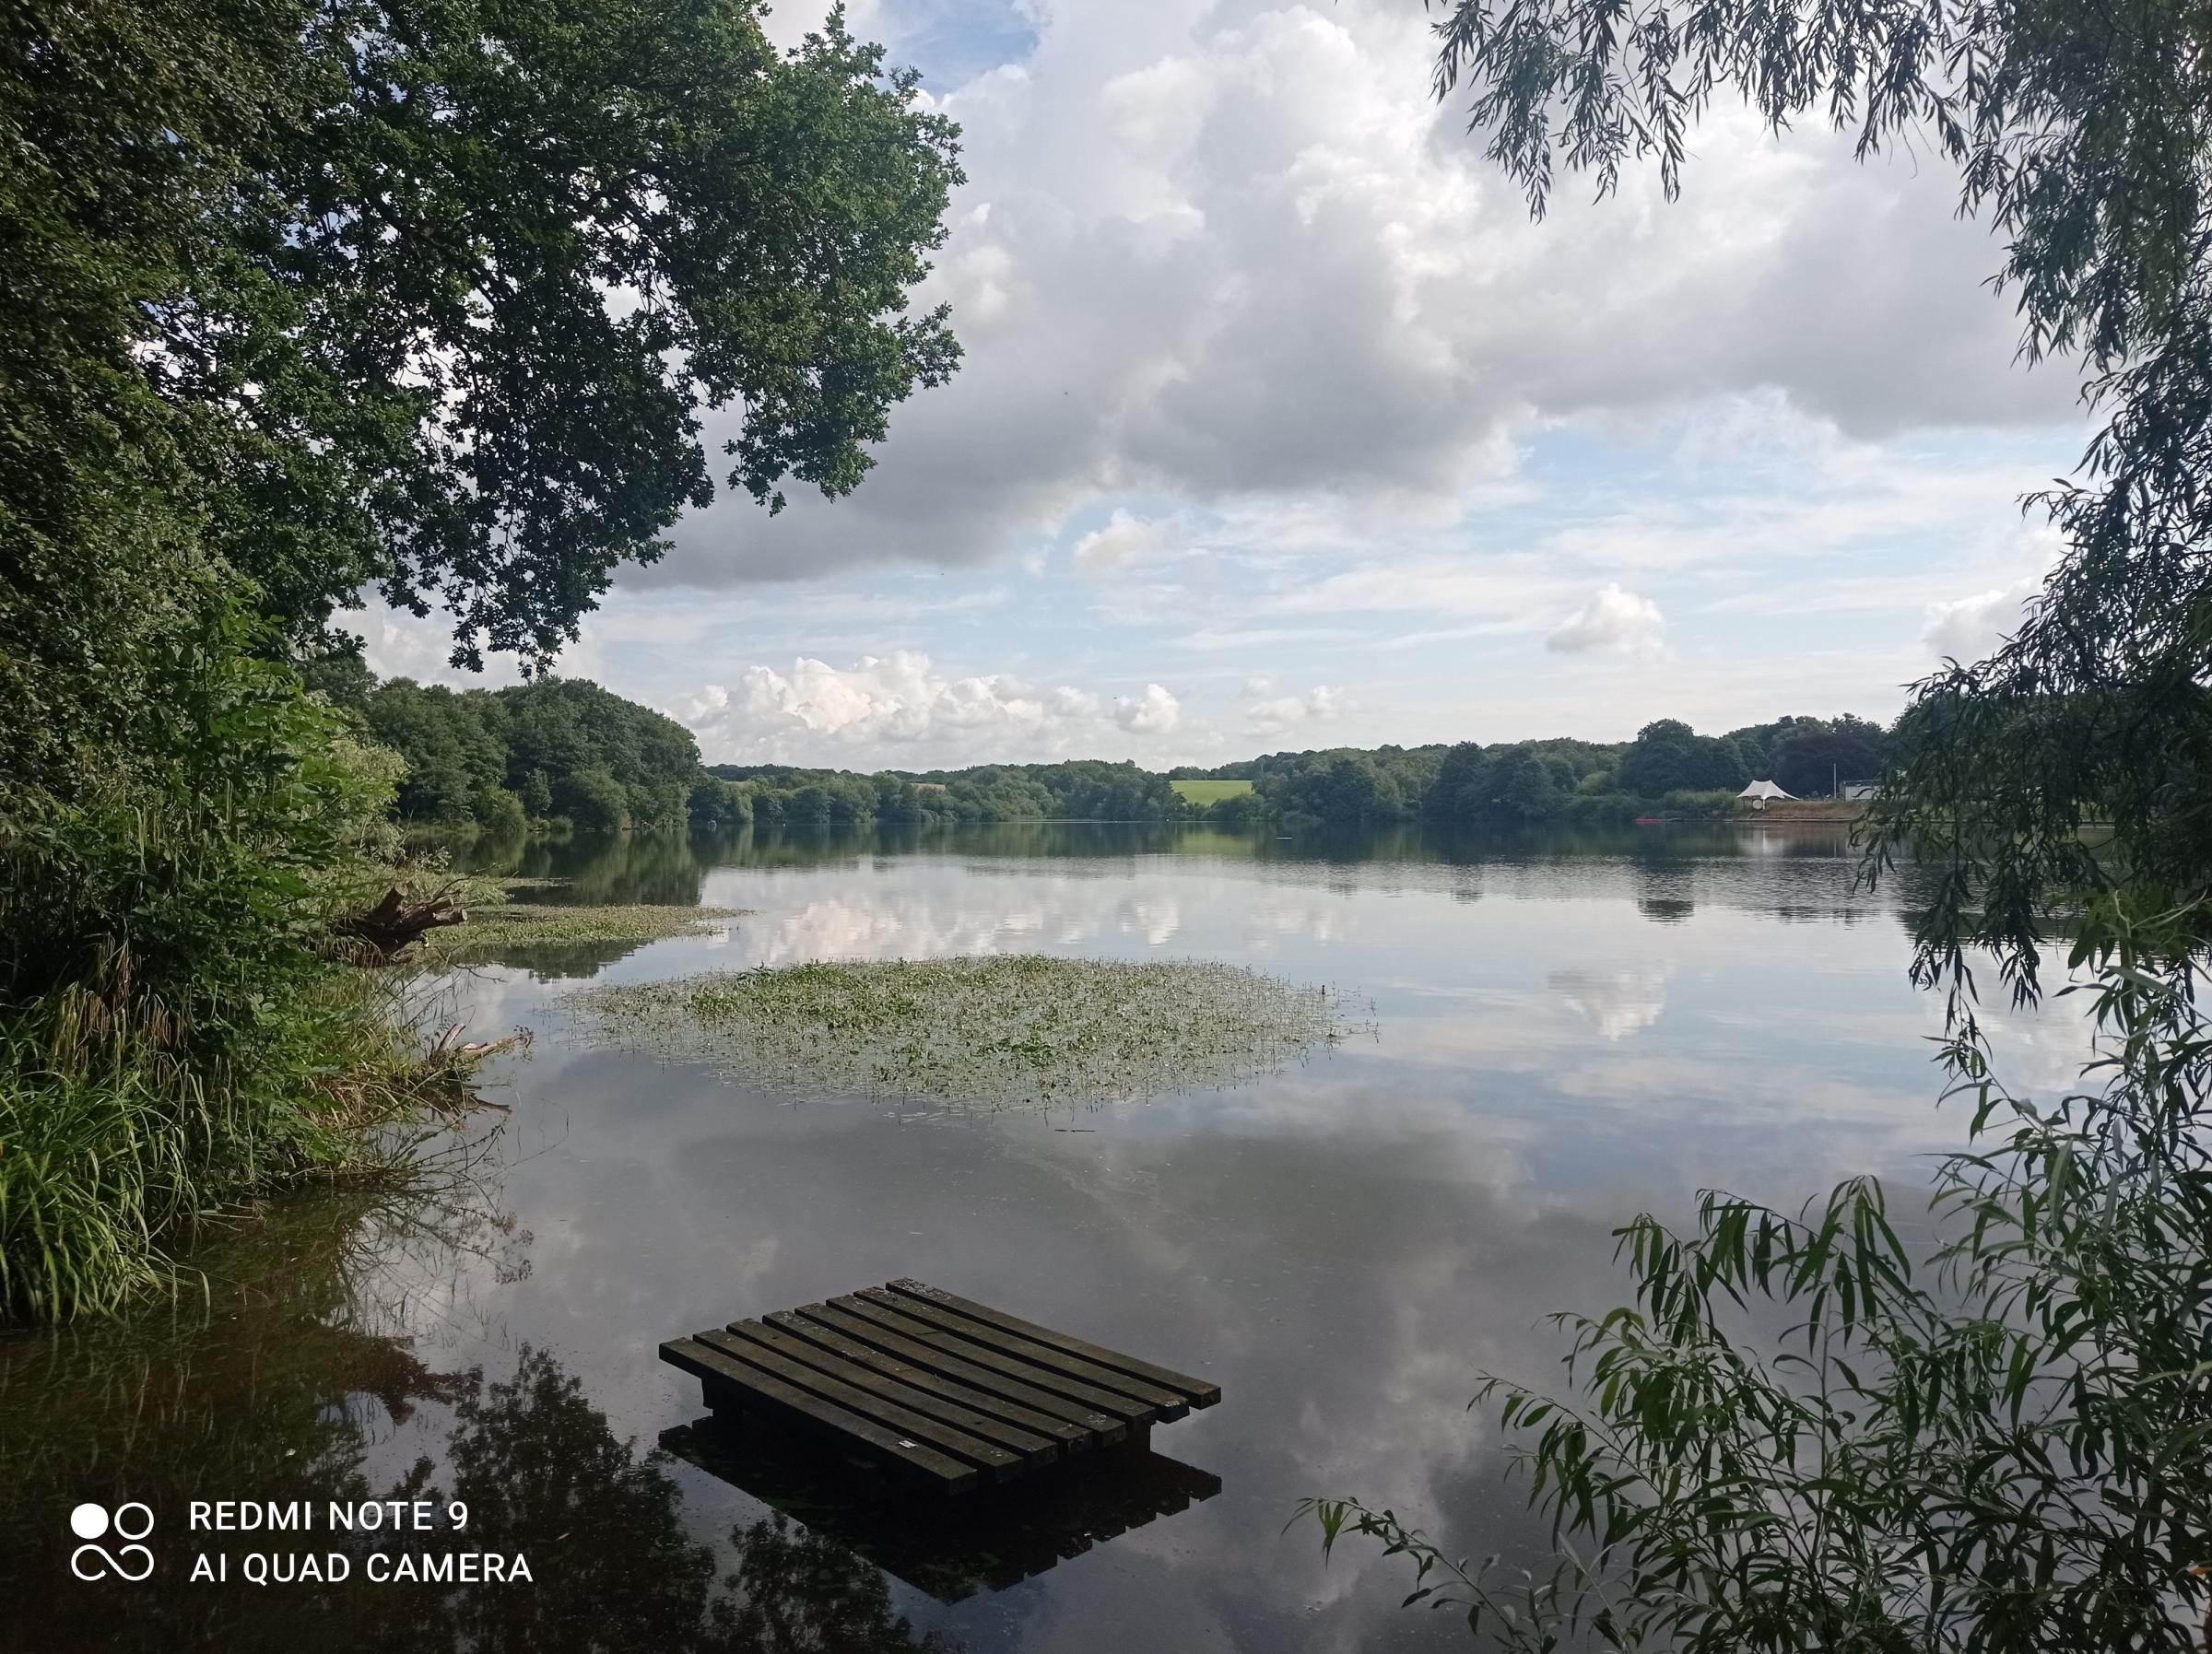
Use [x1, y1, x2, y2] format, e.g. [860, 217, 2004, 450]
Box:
[359, 0, 2091, 768]
[642, 0, 2074, 592]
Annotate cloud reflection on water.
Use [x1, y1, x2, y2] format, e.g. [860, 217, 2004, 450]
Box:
[1547, 965, 1675, 1039]
[3, 825, 2100, 1654]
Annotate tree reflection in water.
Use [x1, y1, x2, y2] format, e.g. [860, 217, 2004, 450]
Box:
[0, 1180, 955, 1654]
[718, 1516, 962, 1654]
[369, 1347, 956, 1654]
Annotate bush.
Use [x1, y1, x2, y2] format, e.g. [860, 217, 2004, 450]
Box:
[688, 778, 754, 831]
[0, 610, 431, 1320]
[1556, 792, 1641, 826]
[1206, 792, 1264, 828]
[1660, 788, 1741, 818]
[472, 784, 527, 838]
[559, 767, 629, 834]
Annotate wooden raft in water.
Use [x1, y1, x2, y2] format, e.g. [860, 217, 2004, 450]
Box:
[660, 1279, 1221, 1494]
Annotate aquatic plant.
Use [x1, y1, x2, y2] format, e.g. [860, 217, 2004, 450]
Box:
[571, 955, 1350, 1108]
[419, 904, 745, 966]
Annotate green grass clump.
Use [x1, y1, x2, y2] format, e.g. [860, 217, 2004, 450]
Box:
[1171, 779, 1255, 804]
[571, 954, 1349, 1108]
[419, 903, 744, 965]
[0, 970, 497, 1322]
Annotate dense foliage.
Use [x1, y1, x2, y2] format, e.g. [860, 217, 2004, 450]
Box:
[0, 613, 431, 1320]
[5, 0, 963, 666]
[297, 645, 1909, 847]
[334, 664, 1226, 831]
[0, 0, 959, 1320]
[334, 659, 1902, 836]
[343, 674, 703, 833]
[710, 711, 1890, 832]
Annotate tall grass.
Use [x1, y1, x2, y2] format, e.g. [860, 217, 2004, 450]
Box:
[0, 967, 491, 1321]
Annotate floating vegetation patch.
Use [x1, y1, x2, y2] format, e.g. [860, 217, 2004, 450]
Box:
[422, 904, 745, 966]
[569, 955, 1354, 1109]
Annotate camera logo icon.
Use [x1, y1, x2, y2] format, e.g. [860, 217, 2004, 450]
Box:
[69, 1501, 155, 1581]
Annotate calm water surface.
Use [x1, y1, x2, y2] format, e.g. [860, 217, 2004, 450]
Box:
[0, 825, 2088, 1651]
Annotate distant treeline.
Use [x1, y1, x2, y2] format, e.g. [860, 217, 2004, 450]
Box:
[321, 664, 1891, 833]
[1183, 714, 1894, 829]
[698, 760, 1182, 827]
[315, 665, 1189, 832]
[309, 663, 702, 834]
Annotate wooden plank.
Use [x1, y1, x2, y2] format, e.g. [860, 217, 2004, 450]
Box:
[658, 1338, 977, 1492]
[763, 1309, 1101, 1453]
[722, 1319, 1061, 1466]
[855, 1287, 1189, 1421]
[888, 1280, 1221, 1408]
[692, 1329, 1025, 1482]
[830, 1294, 1159, 1426]
[798, 1301, 1128, 1443]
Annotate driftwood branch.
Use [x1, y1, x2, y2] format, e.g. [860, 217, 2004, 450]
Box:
[417, 1020, 527, 1107]
[339, 886, 468, 961]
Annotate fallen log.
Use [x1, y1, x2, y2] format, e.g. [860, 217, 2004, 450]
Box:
[340, 886, 468, 961]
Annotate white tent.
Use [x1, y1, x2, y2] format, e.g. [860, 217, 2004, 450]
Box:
[1738, 779, 1794, 802]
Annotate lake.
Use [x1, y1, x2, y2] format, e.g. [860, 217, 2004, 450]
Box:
[0, 823, 2087, 1651]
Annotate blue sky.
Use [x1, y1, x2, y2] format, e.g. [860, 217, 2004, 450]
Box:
[358, 0, 2088, 769]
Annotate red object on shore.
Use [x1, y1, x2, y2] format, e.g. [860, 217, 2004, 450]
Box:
[1634, 816, 1663, 825]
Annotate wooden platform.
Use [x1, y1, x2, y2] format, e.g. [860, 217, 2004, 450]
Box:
[661, 1279, 1220, 1494]
[660, 1421, 1222, 1601]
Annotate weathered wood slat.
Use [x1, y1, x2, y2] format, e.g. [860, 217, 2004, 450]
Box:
[692, 1329, 1024, 1481]
[796, 1301, 1128, 1441]
[663, 1279, 1218, 1495]
[854, 1287, 1190, 1420]
[722, 1319, 1061, 1466]
[658, 1338, 978, 1491]
[888, 1279, 1221, 1408]
[831, 1293, 1160, 1425]
[763, 1309, 1100, 1452]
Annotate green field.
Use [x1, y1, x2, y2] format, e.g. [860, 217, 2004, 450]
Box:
[1171, 779, 1256, 804]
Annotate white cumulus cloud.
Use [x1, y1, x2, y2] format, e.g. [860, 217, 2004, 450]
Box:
[1072, 509, 1172, 572]
[1546, 584, 1666, 655]
[635, 0, 2070, 592]
[679, 651, 1181, 764]
[1923, 578, 2041, 663]
[1112, 682, 1182, 733]
[1247, 684, 1349, 733]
